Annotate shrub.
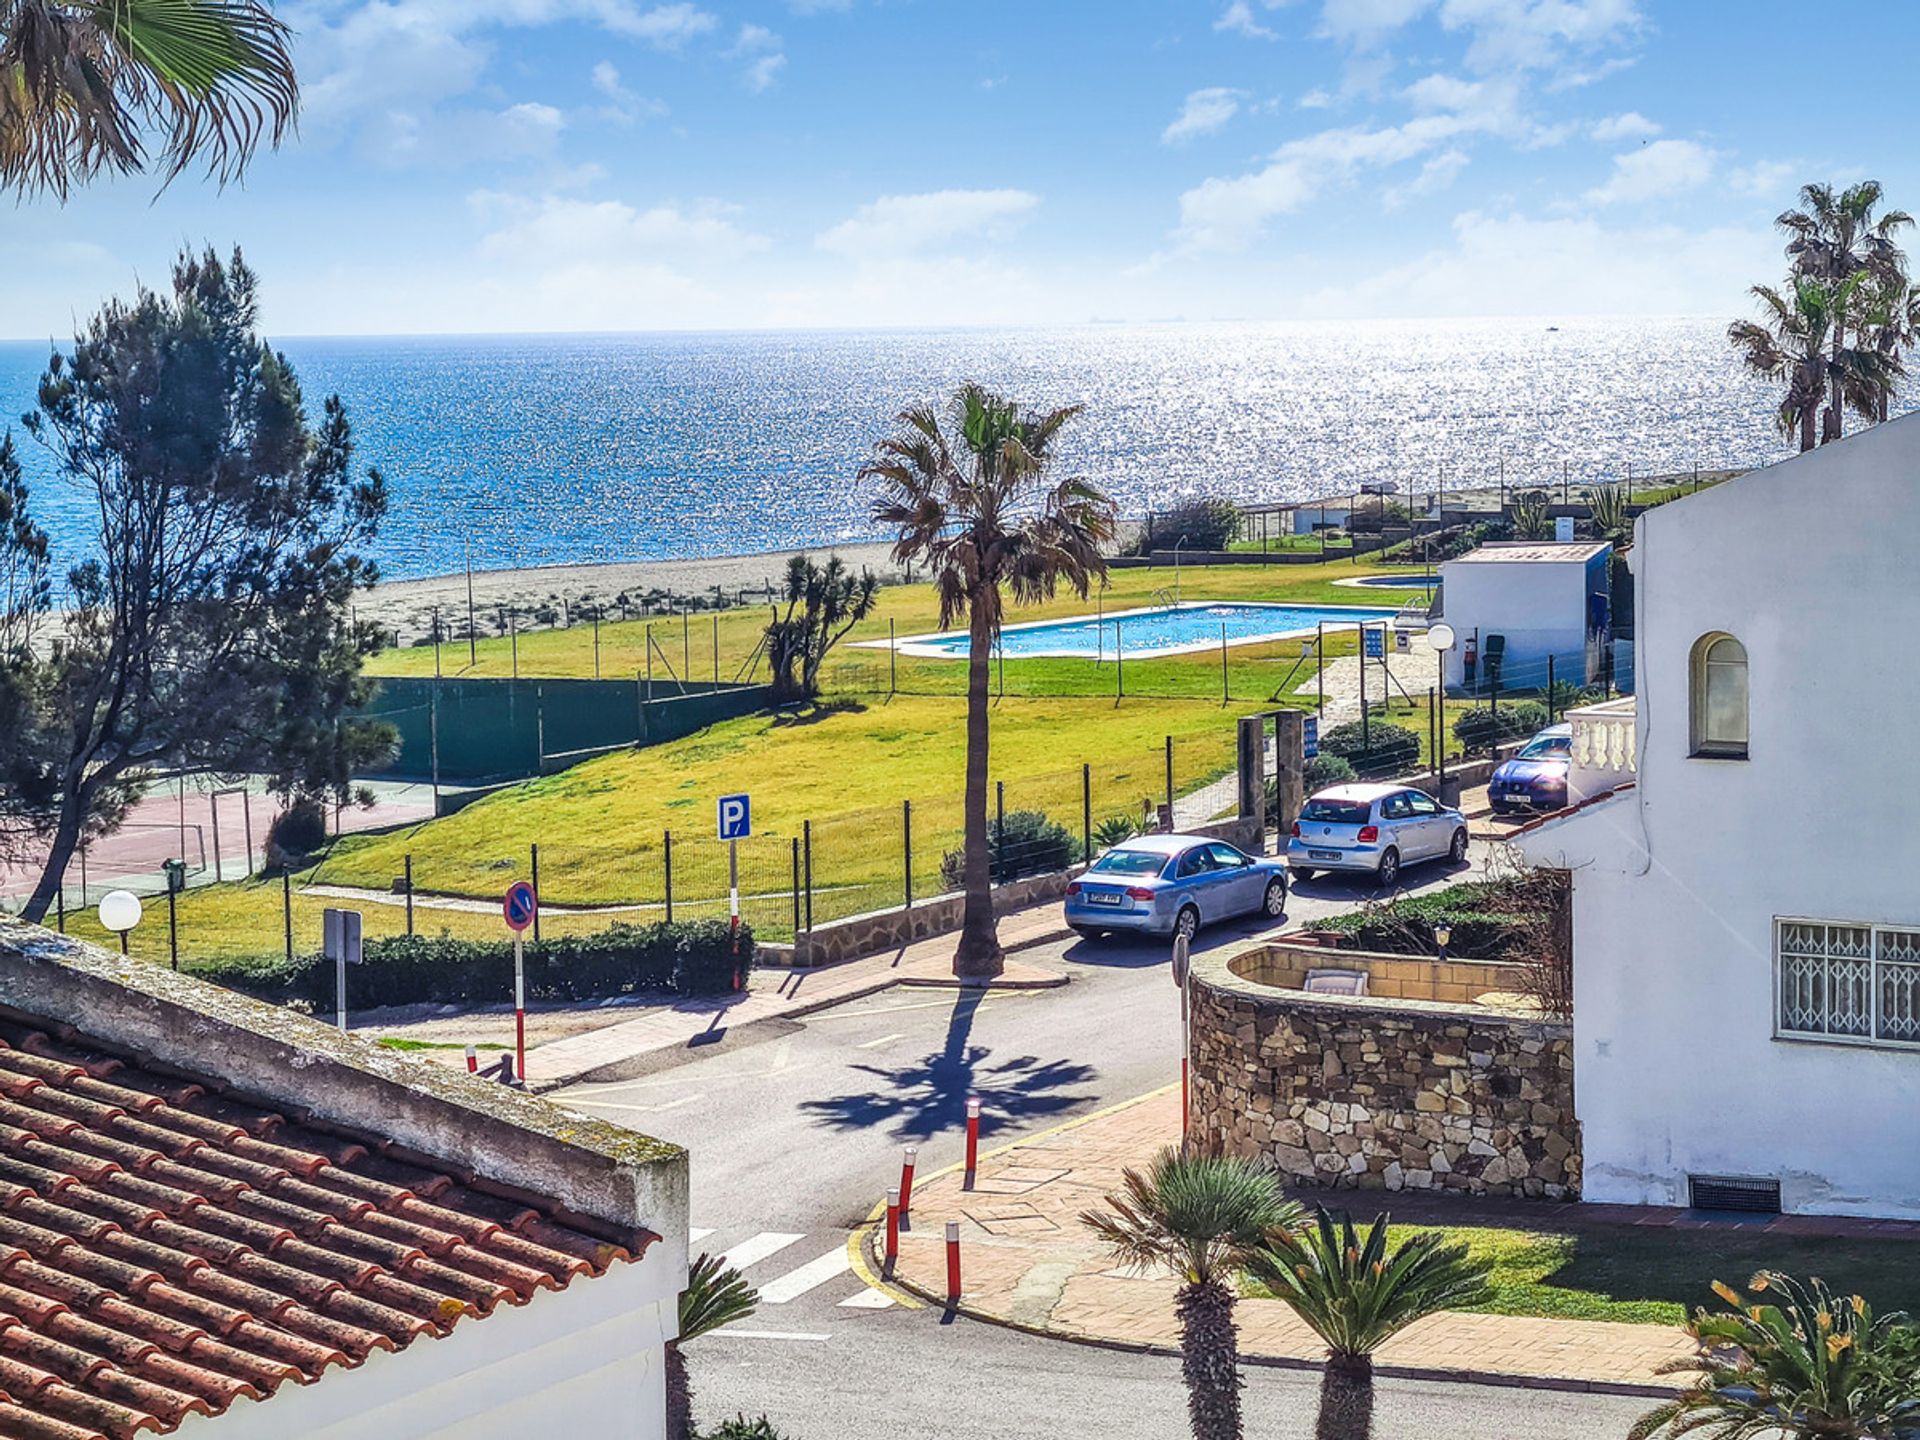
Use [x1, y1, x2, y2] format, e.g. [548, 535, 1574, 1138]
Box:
[1134, 495, 1241, 554]
[940, 809, 1077, 889]
[701, 1420, 789, 1440]
[190, 919, 754, 1011]
[1264, 753, 1358, 817]
[1452, 700, 1549, 753]
[265, 799, 327, 863]
[1092, 813, 1140, 850]
[1317, 720, 1420, 778]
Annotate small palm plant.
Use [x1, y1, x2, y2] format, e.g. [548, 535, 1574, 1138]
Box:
[1510, 490, 1553, 541]
[668, 1253, 760, 1440]
[1631, 1272, 1920, 1440]
[1082, 1147, 1301, 1440]
[1245, 1210, 1493, 1440]
[1587, 482, 1631, 543]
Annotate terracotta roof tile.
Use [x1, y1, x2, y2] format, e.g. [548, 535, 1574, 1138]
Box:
[0, 1021, 646, 1436]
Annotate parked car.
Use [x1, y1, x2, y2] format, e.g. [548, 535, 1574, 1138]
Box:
[1487, 722, 1572, 813]
[1064, 834, 1288, 942]
[1285, 782, 1468, 887]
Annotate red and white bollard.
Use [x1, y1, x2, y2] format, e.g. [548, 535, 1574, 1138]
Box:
[899, 1145, 918, 1224]
[513, 933, 528, 1085]
[884, 1186, 901, 1273]
[465, 1044, 478, 1074]
[944, 1220, 961, 1306]
[964, 1096, 981, 1180]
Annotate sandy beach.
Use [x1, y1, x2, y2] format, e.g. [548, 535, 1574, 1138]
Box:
[359, 539, 907, 641]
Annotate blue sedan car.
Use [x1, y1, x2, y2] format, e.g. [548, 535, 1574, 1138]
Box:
[1064, 833, 1288, 942]
[1488, 723, 1573, 813]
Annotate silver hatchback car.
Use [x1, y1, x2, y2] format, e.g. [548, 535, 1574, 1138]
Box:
[1285, 782, 1468, 888]
[1064, 833, 1289, 942]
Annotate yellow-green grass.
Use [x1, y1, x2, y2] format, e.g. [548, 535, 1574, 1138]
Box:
[1244, 1221, 1920, 1326]
[365, 558, 1418, 696]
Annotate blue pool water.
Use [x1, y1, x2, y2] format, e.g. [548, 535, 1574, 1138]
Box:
[1345, 574, 1440, 588]
[898, 603, 1403, 660]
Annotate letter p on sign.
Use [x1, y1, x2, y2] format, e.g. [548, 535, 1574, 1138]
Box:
[717, 793, 752, 841]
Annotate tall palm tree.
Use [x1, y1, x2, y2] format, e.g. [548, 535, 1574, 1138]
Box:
[1245, 1209, 1493, 1440]
[668, 1253, 759, 1440]
[0, 0, 298, 199]
[866, 383, 1115, 979]
[1775, 181, 1913, 440]
[1082, 1147, 1302, 1440]
[1632, 1272, 1920, 1440]
[1728, 277, 1891, 453]
[1856, 273, 1920, 422]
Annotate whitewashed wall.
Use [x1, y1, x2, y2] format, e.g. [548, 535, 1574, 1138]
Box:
[1437, 551, 1600, 692]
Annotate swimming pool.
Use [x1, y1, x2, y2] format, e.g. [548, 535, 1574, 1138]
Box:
[1339, 574, 1441, 589]
[881, 601, 1404, 660]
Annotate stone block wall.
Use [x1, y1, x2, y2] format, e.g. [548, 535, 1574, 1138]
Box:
[1188, 949, 1578, 1199]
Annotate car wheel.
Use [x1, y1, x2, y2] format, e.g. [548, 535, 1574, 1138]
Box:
[1449, 828, 1469, 864]
[1376, 847, 1401, 888]
[1289, 866, 1315, 881]
[1174, 905, 1200, 942]
[1069, 925, 1104, 941]
[1262, 877, 1288, 917]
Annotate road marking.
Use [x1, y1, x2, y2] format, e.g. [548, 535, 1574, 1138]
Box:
[837, 1288, 895, 1310]
[719, 1231, 806, 1271]
[689, 1227, 716, 1243]
[853, 1032, 904, 1050]
[717, 1330, 830, 1342]
[756, 1248, 853, 1303]
[805, 993, 1035, 1022]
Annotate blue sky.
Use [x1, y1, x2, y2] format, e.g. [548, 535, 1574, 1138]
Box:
[6, 0, 1917, 337]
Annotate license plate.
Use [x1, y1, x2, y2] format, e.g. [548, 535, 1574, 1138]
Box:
[1309, 849, 1341, 861]
[1087, 892, 1124, 906]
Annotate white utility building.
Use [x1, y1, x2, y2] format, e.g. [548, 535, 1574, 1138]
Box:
[1436, 540, 1613, 696]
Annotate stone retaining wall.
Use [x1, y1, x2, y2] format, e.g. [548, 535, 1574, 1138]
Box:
[1188, 945, 1578, 1199]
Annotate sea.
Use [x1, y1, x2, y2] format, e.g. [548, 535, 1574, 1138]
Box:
[0, 316, 1849, 580]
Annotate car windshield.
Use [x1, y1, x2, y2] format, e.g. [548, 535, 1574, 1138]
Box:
[1299, 799, 1371, 825]
[1090, 849, 1168, 877]
[1519, 735, 1572, 760]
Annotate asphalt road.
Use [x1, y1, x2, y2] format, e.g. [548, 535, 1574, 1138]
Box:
[551, 851, 1654, 1439]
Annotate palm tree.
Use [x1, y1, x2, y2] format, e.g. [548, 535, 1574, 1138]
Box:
[866, 384, 1115, 979]
[1729, 277, 1892, 453]
[1632, 1272, 1920, 1440]
[1082, 1147, 1302, 1440]
[1856, 273, 1920, 422]
[668, 1253, 759, 1440]
[1245, 1209, 1493, 1440]
[0, 0, 298, 199]
[763, 553, 880, 701]
[1775, 181, 1913, 439]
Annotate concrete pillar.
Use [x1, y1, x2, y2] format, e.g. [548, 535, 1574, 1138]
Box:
[1235, 715, 1267, 844]
[1272, 709, 1306, 835]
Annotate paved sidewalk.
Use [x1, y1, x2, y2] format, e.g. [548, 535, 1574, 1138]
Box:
[521, 904, 1073, 1090]
[882, 1088, 1696, 1394]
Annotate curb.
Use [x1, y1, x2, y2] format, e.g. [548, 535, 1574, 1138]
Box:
[861, 1088, 1678, 1403]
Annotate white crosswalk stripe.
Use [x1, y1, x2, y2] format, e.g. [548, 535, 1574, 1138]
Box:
[755, 1247, 851, 1304]
[836, 1288, 895, 1310]
[689, 1227, 716, 1243]
[717, 1231, 806, 1272]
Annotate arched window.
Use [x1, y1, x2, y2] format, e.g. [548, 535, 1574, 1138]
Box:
[1690, 633, 1748, 758]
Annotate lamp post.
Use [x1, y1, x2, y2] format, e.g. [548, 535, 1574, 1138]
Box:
[1425, 623, 1457, 803]
[1435, 921, 1452, 961]
[99, 890, 143, 956]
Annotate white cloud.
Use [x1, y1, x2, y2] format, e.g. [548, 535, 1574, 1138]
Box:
[1589, 110, 1658, 142]
[1163, 88, 1244, 144]
[590, 61, 669, 124]
[817, 189, 1041, 259]
[1320, 0, 1434, 48]
[1215, 1, 1281, 39]
[727, 23, 786, 91]
[1584, 138, 1715, 205]
[474, 192, 768, 264]
[1297, 87, 1335, 109]
[1297, 206, 1776, 318]
[1383, 147, 1468, 207]
[1728, 159, 1796, 199]
[1439, 0, 1642, 74]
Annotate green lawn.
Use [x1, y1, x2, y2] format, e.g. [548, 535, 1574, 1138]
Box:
[1247, 1219, 1920, 1327]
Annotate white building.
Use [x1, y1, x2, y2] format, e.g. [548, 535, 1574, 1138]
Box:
[1437, 541, 1613, 695]
[1513, 415, 1920, 1219]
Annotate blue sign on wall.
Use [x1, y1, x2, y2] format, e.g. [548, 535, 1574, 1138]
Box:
[717, 793, 752, 840]
[1363, 627, 1386, 659]
[1303, 716, 1319, 759]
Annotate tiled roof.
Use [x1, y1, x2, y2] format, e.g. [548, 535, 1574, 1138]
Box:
[0, 1007, 655, 1440]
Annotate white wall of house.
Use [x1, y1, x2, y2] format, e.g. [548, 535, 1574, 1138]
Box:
[183, 1250, 681, 1440]
[1438, 543, 1609, 692]
[1516, 416, 1920, 1218]
[1292, 504, 1351, 534]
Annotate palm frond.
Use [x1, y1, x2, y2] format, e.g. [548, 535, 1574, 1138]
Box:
[679, 1252, 758, 1343]
[1082, 1146, 1300, 1287]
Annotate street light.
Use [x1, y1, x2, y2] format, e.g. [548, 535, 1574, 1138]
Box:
[1435, 921, 1452, 961]
[1425, 623, 1457, 799]
[98, 889, 142, 956]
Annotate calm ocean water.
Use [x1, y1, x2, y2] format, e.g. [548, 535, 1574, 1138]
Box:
[0, 317, 1845, 580]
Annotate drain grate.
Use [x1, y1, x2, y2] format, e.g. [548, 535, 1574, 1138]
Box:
[1689, 1174, 1782, 1214]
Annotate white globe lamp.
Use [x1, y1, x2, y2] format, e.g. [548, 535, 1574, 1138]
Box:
[98, 889, 143, 955]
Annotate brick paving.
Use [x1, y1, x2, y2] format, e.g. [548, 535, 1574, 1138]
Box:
[886, 1087, 1699, 1392]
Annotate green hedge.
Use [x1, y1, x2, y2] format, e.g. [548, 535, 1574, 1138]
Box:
[1318, 720, 1421, 777]
[1452, 701, 1549, 752]
[188, 919, 755, 1010]
[1310, 879, 1543, 959]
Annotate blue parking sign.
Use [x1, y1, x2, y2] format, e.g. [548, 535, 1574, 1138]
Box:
[717, 793, 752, 841]
[1363, 627, 1385, 659]
[1303, 716, 1319, 760]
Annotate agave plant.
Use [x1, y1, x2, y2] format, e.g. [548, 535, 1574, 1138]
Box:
[669, 1253, 760, 1440]
[1587, 482, 1631, 543]
[1245, 1210, 1493, 1440]
[1093, 812, 1142, 850]
[1082, 1147, 1302, 1440]
[1631, 1272, 1920, 1440]
[1510, 490, 1553, 541]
